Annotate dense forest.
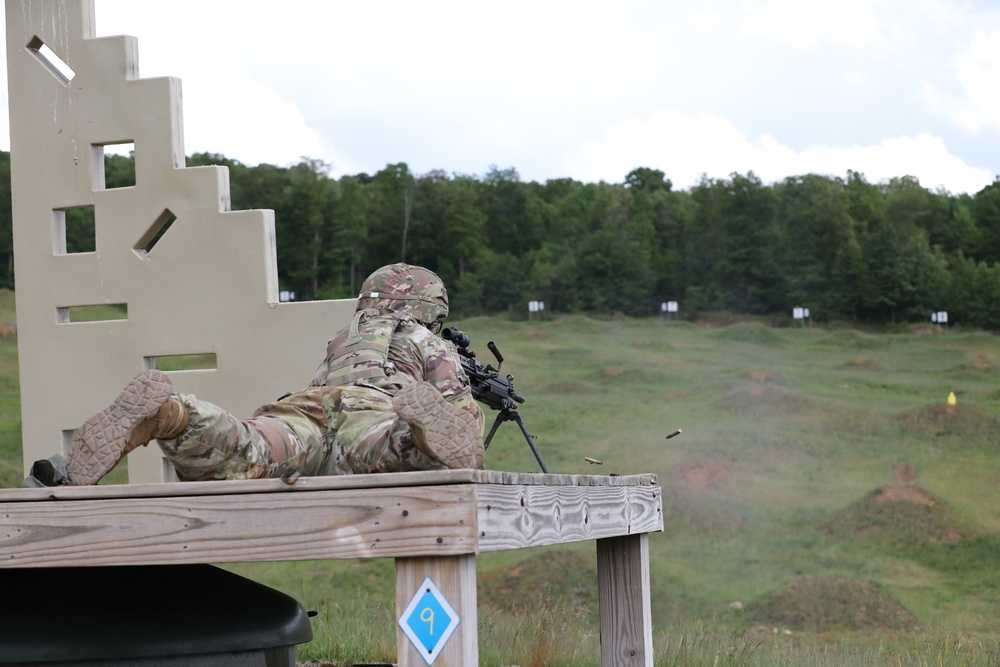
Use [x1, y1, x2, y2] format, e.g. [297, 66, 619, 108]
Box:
[1, 150, 999, 327]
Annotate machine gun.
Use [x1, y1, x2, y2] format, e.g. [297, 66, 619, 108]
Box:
[442, 327, 549, 473]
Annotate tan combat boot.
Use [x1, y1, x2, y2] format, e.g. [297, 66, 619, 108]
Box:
[392, 381, 485, 469]
[67, 369, 190, 485]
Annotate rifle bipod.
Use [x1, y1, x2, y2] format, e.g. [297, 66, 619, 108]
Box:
[483, 407, 549, 473]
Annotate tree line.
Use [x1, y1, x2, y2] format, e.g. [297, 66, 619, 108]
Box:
[1, 149, 999, 327]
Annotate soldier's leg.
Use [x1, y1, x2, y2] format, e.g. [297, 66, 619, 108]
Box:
[67, 370, 333, 484]
[162, 388, 335, 481]
[329, 383, 484, 473]
[329, 386, 438, 473]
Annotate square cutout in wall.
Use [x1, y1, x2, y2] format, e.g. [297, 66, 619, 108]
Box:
[53, 205, 96, 254]
[92, 142, 136, 189]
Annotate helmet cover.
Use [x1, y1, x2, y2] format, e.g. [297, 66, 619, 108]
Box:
[357, 263, 449, 325]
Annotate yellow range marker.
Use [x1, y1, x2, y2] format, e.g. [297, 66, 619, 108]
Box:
[584, 457, 604, 465]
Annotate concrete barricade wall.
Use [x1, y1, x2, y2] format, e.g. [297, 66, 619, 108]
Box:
[5, 0, 354, 481]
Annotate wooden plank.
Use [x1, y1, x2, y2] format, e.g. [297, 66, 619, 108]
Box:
[0, 470, 658, 503]
[395, 554, 478, 666]
[0, 485, 478, 567]
[478, 471, 657, 487]
[476, 484, 663, 552]
[0, 469, 484, 502]
[597, 534, 654, 667]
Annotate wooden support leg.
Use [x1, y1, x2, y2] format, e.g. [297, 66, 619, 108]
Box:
[597, 533, 653, 666]
[395, 554, 478, 666]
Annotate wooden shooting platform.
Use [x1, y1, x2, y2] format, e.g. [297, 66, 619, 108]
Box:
[0, 469, 662, 665]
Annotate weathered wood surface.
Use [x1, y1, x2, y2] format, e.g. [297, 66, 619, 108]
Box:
[0, 472, 662, 568]
[395, 554, 478, 666]
[476, 484, 663, 551]
[0, 485, 479, 567]
[0, 470, 657, 502]
[598, 534, 654, 667]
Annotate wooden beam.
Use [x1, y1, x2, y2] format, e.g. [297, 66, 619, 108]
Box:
[597, 534, 654, 666]
[0, 485, 478, 567]
[395, 554, 478, 666]
[476, 484, 662, 552]
[0, 471, 658, 503]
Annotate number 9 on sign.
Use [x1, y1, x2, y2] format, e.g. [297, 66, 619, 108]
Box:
[420, 607, 434, 635]
[399, 577, 461, 664]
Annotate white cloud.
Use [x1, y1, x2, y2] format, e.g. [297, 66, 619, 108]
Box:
[0, 0, 997, 191]
[173, 62, 346, 171]
[922, 23, 1000, 134]
[949, 29, 1000, 132]
[736, 0, 882, 48]
[568, 110, 993, 194]
[794, 133, 993, 194]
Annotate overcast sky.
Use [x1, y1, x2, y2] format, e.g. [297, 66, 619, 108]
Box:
[4, 0, 999, 194]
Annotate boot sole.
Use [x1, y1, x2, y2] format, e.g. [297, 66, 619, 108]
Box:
[67, 369, 173, 485]
[393, 381, 484, 469]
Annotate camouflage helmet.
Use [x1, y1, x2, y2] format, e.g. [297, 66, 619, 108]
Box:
[357, 263, 449, 326]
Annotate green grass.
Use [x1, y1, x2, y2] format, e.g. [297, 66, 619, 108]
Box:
[9, 308, 1000, 664]
[0, 289, 20, 487]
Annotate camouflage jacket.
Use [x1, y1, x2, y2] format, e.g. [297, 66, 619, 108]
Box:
[309, 309, 473, 403]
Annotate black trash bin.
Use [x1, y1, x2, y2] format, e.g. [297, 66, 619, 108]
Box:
[0, 563, 313, 666]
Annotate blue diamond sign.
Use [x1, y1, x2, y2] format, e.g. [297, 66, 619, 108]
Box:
[399, 577, 460, 664]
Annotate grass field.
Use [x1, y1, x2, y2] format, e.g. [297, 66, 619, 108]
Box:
[4, 293, 1000, 665]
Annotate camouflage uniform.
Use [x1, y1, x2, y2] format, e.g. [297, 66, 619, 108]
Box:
[158, 318, 483, 480]
[150, 266, 484, 481]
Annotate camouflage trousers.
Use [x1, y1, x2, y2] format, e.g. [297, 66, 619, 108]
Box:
[155, 385, 456, 481]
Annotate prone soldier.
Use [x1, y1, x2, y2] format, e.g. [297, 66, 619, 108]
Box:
[66, 263, 486, 485]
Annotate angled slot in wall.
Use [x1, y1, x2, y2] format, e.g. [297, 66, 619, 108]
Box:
[26, 36, 75, 84]
[134, 209, 177, 258]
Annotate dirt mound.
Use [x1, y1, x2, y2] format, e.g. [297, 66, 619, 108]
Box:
[742, 371, 782, 383]
[821, 486, 970, 547]
[947, 356, 998, 376]
[841, 357, 883, 371]
[897, 402, 1000, 438]
[712, 322, 789, 346]
[596, 366, 643, 382]
[713, 385, 811, 415]
[753, 576, 918, 631]
[519, 328, 551, 340]
[630, 338, 674, 351]
[817, 329, 888, 350]
[683, 463, 727, 488]
[549, 314, 610, 334]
